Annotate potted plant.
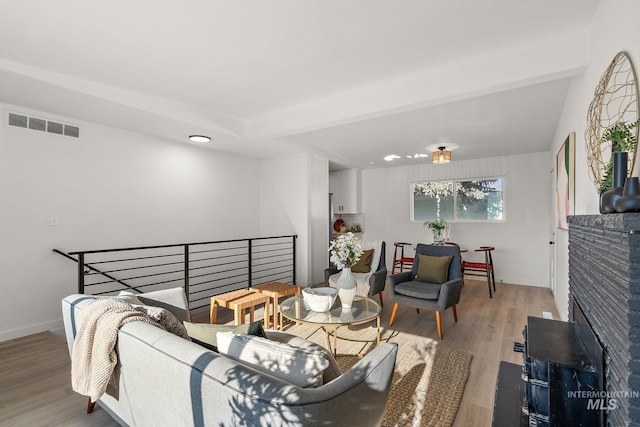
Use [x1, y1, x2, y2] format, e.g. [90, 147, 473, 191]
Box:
[599, 119, 639, 193]
[424, 218, 447, 244]
[599, 120, 639, 213]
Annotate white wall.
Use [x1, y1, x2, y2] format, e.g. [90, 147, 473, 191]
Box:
[549, 0, 640, 320]
[0, 104, 261, 341]
[258, 153, 329, 286]
[363, 152, 551, 287]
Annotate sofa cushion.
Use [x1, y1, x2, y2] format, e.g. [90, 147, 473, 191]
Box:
[394, 280, 441, 300]
[183, 321, 266, 352]
[118, 288, 190, 322]
[351, 249, 374, 273]
[416, 254, 452, 284]
[216, 332, 330, 388]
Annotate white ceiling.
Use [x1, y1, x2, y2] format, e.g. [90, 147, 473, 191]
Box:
[0, 0, 600, 169]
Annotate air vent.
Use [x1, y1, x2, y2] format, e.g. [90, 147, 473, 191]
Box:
[8, 113, 27, 128]
[64, 125, 79, 138]
[47, 121, 63, 135]
[7, 111, 80, 138]
[29, 117, 46, 131]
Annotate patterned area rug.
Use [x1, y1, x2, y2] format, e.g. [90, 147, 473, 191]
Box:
[284, 323, 472, 427]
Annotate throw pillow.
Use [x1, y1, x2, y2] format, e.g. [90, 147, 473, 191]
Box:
[351, 249, 374, 273]
[265, 330, 341, 384]
[132, 305, 191, 340]
[183, 321, 267, 352]
[216, 332, 330, 388]
[416, 254, 453, 284]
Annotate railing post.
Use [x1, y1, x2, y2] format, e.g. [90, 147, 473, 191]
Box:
[247, 240, 252, 288]
[78, 253, 85, 294]
[184, 245, 190, 304]
[292, 235, 297, 285]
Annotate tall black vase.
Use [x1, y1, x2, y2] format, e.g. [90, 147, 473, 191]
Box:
[600, 152, 628, 213]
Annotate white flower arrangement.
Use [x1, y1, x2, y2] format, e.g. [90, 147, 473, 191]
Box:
[328, 232, 363, 270]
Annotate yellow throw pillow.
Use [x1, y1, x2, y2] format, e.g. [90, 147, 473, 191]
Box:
[416, 254, 453, 284]
[351, 249, 375, 273]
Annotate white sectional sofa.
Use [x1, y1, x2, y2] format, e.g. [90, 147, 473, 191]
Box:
[62, 292, 398, 426]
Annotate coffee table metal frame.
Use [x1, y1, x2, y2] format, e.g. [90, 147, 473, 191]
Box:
[279, 295, 381, 357]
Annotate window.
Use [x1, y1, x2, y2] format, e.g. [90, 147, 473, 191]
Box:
[412, 177, 504, 222]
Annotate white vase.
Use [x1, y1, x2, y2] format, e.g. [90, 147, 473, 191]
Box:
[337, 267, 357, 309]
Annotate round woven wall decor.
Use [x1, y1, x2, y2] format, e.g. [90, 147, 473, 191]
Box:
[585, 51, 639, 192]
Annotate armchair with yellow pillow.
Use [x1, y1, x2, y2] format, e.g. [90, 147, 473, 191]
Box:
[387, 243, 463, 339]
[324, 241, 387, 306]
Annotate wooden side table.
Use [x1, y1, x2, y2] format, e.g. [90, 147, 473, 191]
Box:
[250, 282, 300, 330]
[210, 289, 269, 328]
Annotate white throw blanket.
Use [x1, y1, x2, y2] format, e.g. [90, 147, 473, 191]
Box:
[71, 299, 159, 402]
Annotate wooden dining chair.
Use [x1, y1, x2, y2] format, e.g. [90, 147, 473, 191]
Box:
[392, 242, 414, 274]
[461, 246, 496, 298]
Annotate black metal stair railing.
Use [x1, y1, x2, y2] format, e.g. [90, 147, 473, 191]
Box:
[54, 235, 297, 313]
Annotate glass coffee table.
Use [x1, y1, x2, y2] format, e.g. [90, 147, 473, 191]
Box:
[279, 295, 381, 357]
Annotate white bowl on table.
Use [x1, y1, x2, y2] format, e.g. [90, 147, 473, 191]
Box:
[302, 287, 338, 312]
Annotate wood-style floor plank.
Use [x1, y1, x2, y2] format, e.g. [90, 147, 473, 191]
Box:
[0, 280, 557, 426]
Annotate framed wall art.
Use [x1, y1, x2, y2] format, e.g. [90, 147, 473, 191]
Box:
[556, 132, 575, 229]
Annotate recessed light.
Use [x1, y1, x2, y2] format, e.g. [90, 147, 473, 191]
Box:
[189, 135, 211, 143]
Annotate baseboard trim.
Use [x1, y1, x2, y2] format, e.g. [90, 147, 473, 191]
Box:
[0, 319, 63, 343]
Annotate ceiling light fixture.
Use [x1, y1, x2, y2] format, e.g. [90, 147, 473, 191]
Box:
[432, 146, 451, 164]
[189, 135, 211, 143]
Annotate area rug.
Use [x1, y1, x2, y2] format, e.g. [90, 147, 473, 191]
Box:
[284, 323, 472, 427]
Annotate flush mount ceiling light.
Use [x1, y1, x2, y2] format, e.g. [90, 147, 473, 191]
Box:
[432, 146, 452, 164]
[189, 135, 211, 143]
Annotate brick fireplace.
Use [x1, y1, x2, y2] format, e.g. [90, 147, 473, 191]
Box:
[568, 213, 640, 426]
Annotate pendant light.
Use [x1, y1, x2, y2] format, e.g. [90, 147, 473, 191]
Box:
[432, 146, 451, 164]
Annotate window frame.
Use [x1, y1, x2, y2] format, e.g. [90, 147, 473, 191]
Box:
[410, 175, 506, 223]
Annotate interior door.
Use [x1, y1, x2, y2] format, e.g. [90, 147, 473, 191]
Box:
[549, 168, 556, 293]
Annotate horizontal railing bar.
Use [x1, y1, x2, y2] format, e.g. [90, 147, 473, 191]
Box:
[189, 264, 247, 277]
[253, 272, 293, 282]
[191, 268, 247, 280]
[68, 235, 296, 255]
[189, 271, 248, 283]
[86, 252, 184, 265]
[85, 276, 185, 290]
[188, 246, 248, 255]
[189, 276, 248, 288]
[251, 253, 292, 261]
[252, 247, 292, 253]
[189, 282, 247, 294]
[88, 280, 186, 295]
[87, 268, 185, 286]
[188, 261, 248, 271]
[86, 260, 186, 275]
[252, 241, 292, 248]
[188, 254, 248, 264]
[253, 264, 291, 274]
[253, 259, 290, 268]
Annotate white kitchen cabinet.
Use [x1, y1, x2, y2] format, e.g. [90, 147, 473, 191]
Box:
[330, 169, 361, 213]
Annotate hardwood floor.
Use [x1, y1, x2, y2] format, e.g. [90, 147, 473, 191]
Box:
[0, 280, 558, 426]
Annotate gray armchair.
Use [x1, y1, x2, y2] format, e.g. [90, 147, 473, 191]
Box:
[325, 241, 387, 306]
[387, 243, 463, 339]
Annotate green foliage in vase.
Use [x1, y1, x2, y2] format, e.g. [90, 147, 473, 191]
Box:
[424, 218, 447, 232]
[598, 119, 639, 193]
